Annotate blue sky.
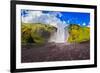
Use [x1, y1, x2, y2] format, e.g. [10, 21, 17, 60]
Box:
[21, 10, 90, 27]
[57, 12, 90, 26]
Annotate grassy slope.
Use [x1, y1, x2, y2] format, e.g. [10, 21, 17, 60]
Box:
[67, 24, 90, 43]
[21, 23, 57, 44]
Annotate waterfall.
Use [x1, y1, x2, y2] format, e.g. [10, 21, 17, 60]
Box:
[49, 23, 68, 43]
[56, 23, 65, 43]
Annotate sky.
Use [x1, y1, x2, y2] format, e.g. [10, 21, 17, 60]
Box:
[21, 9, 90, 27]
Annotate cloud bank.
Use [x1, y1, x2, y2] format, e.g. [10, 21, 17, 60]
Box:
[21, 10, 67, 27]
[21, 10, 89, 27]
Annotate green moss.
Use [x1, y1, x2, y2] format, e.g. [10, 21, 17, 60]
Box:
[67, 24, 90, 43]
[21, 23, 57, 44]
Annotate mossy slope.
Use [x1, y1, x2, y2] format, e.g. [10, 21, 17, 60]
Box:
[67, 24, 90, 43]
[21, 23, 57, 44]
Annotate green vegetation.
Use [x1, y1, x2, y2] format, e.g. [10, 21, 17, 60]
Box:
[21, 23, 57, 44]
[67, 24, 90, 43]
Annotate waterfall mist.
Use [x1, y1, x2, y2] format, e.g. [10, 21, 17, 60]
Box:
[49, 23, 68, 43]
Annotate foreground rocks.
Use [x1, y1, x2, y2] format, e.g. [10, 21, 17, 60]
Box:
[21, 41, 90, 63]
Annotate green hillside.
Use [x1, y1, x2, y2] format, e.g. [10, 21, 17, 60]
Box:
[21, 23, 57, 44]
[66, 24, 90, 43]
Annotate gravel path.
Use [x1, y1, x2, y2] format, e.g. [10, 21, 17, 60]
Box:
[21, 41, 90, 63]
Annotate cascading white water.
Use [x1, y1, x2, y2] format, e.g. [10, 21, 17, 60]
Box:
[56, 23, 65, 43]
[49, 23, 67, 43]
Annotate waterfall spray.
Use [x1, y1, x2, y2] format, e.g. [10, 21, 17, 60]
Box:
[49, 23, 68, 43]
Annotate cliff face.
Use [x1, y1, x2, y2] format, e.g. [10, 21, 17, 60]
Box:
[21, 23, 57, 44]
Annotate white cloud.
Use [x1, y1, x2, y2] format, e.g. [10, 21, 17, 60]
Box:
[22, 11, 43, 23]
[82, 22, 86, 26]
[78, 24, 80, 25]
[87, 25, 90, 27]
[21, 10, 67, 28]
[87, 22, 90, 27]
[48, 12, 62, 17]
[63, 21, 66, 24]
[67, 20, 70, 23]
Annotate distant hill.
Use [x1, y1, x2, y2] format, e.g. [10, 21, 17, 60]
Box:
[65, 24, 90, 43]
